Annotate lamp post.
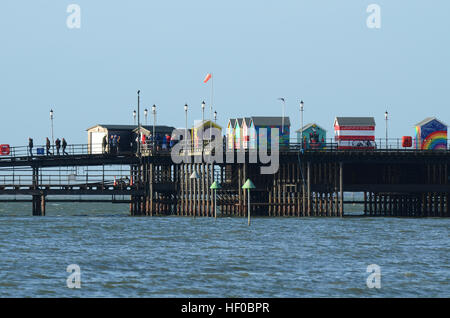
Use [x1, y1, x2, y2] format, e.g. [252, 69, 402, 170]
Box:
[144, 108, 148, 125]
[278, 98, 286, 134]
[201, 101, 205, 153]
[137, 90, 141, 158]
[184, 104, 188, 150]
[50, 109, 54, 145]
[152, 104, 156, 150]
[385, 110, 388, 149]
[201, 101, 205, 123]
[300, 100, 304, 149]
[133, 110, 136, 125]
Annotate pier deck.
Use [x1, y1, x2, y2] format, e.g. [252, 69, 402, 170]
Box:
[0, 143, 449, 217]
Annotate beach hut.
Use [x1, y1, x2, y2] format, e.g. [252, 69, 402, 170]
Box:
[242, 117, 255, 150]
[251, 116, 291, 149]
[192, 120, 222, 151]
[234, 118, 244, 149]
[334, 117, 375, 149]
[415, 117, 448, 150]
[132, 125, 176, 150]
[87, 124, 176, 154]
[296, 123, 327, 149]
[87, 124, 135, 154]
[226, 119, 236, 150]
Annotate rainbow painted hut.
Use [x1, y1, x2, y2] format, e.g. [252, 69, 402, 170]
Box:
[415, 117, 447, 150]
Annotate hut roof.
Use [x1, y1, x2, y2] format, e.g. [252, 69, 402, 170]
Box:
[87, 124, 175, 133]
[295, 123, 327, 133]
[132, 125, 176, 134]
[334, 117, 375, 126]
[415, 117, 448, 127]
[193, 120, 222, 130]
[251, 116, 291, 127]
[87, 124, 136, 131]
[235, 118, 244, 127]
[243, 117, 252, 127]
[228, 119, 237, 127]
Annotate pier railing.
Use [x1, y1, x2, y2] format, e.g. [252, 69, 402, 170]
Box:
[0, 165, 137, 190]
[1, 137, 450, 162]
[0, 143, 93, 159]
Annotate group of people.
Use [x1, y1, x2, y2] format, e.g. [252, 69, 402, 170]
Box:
[100, 133, 176, 155]
[141, 133, 174, 151]
[28, 137, 68, 156]
[103, 135, 121, 154]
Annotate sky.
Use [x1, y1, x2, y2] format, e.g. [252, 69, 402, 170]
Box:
[1, 0, 449, 147]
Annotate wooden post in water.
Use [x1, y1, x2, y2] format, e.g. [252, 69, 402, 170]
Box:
[190, 169, 200, 218]
[307, 161, 311, 217]
[339, 162, 343, 217]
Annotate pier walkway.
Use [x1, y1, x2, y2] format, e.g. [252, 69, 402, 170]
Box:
[0, 141, 449, 217]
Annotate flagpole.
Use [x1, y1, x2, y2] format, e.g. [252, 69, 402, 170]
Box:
[210, 74, 213, 185]
[210, 73, 213, 144]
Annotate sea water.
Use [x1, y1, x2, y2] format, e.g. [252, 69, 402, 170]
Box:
[0, 202, 448, 297]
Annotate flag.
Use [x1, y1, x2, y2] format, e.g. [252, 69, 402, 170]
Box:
[203, 73, 212, 83]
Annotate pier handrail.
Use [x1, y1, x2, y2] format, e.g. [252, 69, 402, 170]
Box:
[1, 136, 450, 162]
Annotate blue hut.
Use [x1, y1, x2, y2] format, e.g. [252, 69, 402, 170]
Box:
[415, 117, 448, 150]
[251, 116, 290, 149]
[296, 123, 327, 149]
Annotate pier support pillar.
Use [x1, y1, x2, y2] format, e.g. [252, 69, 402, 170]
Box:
[307, 161, 311, 216]
[32, 194, 45, 216]
[339, 162, 344, 217]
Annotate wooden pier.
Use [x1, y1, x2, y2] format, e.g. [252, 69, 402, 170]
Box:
[0, 145, 449, 217]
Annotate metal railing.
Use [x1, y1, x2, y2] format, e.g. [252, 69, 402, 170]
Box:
[0, 165, 138, 189]
[1, 137, 450, 162]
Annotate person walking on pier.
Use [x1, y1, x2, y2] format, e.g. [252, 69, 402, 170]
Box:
[102, 135, 107, 154]
[116, 135, 121, 154]
[111, 135, 117, 154]
[110, 135, 114, 154]
[55, 138, 61, 155]
[46, 137, 52, 156]
[28, 137, 33, 157]
[62, 138, 68, 155]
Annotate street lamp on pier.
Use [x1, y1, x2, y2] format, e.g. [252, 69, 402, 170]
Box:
[300, 100, 304, 150]
[152, 104, 156, 150]
[137, 90, 141, 158]
[50, 109, 54, 151]
[201, 101, 205, 153]
[184, 104, 188, 149]
[385, 110, 388, 149]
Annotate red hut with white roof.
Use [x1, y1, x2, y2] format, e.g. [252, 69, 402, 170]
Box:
[334, 117, 376, 149]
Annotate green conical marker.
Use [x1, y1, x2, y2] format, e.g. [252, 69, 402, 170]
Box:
[210, 181, 221, 219]
[242, 178, 255, 225]
[210, 181, 222, 190]
[242, 179, 256, 189]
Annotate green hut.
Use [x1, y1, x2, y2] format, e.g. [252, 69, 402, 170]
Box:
[296, 123, 326, 149]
